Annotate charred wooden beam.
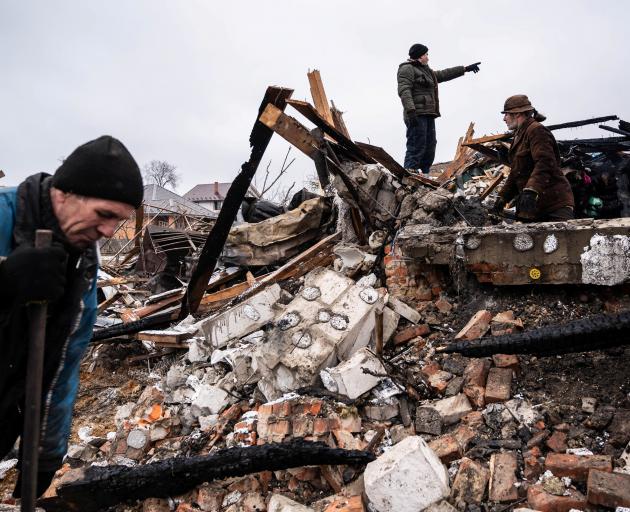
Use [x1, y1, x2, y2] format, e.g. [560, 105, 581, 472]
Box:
[437, 310, 630, 357]
[466, 142, 502, 162]
[545, 114, 619, 131]
[599, 124, 630, 137]
[54, 441, 375, 512]
[557, 136, 630, 152]
[91, 308, 178, 342]
[180, 86, 294, 318]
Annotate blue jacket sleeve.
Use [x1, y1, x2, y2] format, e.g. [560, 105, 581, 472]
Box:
[38, 275, 98, 469]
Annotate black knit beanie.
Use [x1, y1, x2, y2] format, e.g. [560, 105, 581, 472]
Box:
[409, 43, 429, 60]
[52, 135, 143, 208]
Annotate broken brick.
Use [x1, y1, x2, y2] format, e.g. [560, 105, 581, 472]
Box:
[545, 453, 612, 481]
[484, 367, 512, 403]
[421, 361, 453, 394]
[527, 484, 588, 512]
[463, 358, 491, 408]
[196, 485, 226, 512]
[415, 407, 442, 436]
[545, 431, 567, 453]
[489, 451, 519, 502]
[428, 434, 462, 463]
[455, 310, 492, 340]
[587, 469, 630, 508]
[492, 354, 520, 372]
[451, 457, 489, 506]
[523, 447, 544, 481]
[434, 297, 453, 314]
[393, 324, 430, 345]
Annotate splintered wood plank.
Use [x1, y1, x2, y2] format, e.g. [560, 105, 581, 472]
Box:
[97, 291, 122, 314]
[307, 69, 335, 126]
[137, 330, 193, 347]
[438, 122, 475, 183]
[331, 100, 351, 138]
[259, 104, 320, 159]
[121, 292, 185, 323]
[479, 172, 506, 200]
[463, 132, 512, 146]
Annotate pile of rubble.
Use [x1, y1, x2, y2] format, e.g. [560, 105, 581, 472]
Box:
[2, 71, 629, 512]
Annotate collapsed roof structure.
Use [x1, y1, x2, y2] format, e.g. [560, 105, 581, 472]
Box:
[7, 70, 629, 512]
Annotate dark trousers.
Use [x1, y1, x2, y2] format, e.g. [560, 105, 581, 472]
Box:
[404, 115, 436, 173]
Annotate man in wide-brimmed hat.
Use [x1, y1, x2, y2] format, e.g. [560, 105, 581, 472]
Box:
[494, 94, 574, 221]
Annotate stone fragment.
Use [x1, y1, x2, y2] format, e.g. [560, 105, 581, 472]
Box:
[268, 493, 315, 511]
[609, 409, 630, 447]
[544, 453, 612, 482]
[126, 429, 149, 450]
[506, 399, 540, 427]
[415, 407, 443, 436]
[545, 431, 567, 453]
[194, 284, 281, 348]
[196, 484, 226, 511]
[527, 484, 588, 512]
[393, 324, 430, 345]
[320, 348, 385, 399]
[451, 457, 489, 506]
[587, 470, 630, 508]
[462, 359, 491, 408]
[455, 310, 492, 340]
[388, 296, 421, 324]
[584, 405, 615, 430]
[364, 436, 449, 512]
[323, 496, 364, 512]
[581, 397, 597, 414]
[429, 393, 473, 425]
[424, 500, 458, 512]
[485, 367, 512, 403]
[445, 376, 464, 397]
[191, 385, 229, 417]
[363, 398, 399, 421]
[489, 451, 518, 502]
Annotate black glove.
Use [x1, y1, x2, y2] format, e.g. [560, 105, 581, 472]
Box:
[406, 111, 420, 127]
[492, 196, 506, 214]
[13, 469, 57, 498]
[465, 62, 481, 73]
[0, 245, 67, 305]
[517, 190, 538, 220]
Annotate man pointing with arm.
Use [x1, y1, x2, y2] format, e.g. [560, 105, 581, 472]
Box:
[397, 43, 481, 174]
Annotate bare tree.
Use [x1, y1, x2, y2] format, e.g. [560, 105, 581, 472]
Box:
[143, 160, 180, 190]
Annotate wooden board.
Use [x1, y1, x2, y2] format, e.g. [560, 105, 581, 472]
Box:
[463, 132, 512, 146]
[438, 122, 475, 184]
[307, 69, 335, 127]
[137, 330, 193, 347]
[259, 104, 320, 159]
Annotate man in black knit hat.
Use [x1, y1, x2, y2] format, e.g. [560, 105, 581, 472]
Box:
[397, 43, 481, 173]
[0, 135, 143, 497]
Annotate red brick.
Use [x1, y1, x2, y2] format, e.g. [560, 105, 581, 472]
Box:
[451, 457, 489, 506]
[523, 448, 544, 481]
[527, 484, 588, 512]
[492, 354, 520, 372]
[587, 469, 630, 508]
[257, 403, 273, 418]
[463, 359, 491, 409]
[313, 417, 330, 435]
[220, 403, 242, 421]
[287, 466, 320, 481]
[489, 451, 518, 502]
[435, 297, 453, 313]
[461, 411, 484, 428]
[393, 324, 431, 345]
[272, 400, 292, 417]
[485, 367, 512, 403]
[453, 425, 476, 452]
[545, 431, 567, 453]
[428, 434, 462, 463]
[455, 310, 492, 340]
[175, 504, 196, 512]
[291, 415, 313, 437]
[545, 453, 612, 481]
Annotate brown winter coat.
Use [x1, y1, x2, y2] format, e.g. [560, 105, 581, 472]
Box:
[397, 61, 465, 119]
[500, 117, 574, 215]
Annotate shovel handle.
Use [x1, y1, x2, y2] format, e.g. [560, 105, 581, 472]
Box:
[21, 229, 53, 511]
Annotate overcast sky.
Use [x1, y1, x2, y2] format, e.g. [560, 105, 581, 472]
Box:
[1, 0, 628, 197]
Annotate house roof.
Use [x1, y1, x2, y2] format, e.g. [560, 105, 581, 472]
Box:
[143, 184, 217, 218]
[183, 182, 261, 202]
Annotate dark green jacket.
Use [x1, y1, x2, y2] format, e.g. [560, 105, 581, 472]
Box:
[397, 60, 465, 119]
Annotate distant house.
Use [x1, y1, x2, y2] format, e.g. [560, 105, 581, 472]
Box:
[183, 182, 261, 212]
